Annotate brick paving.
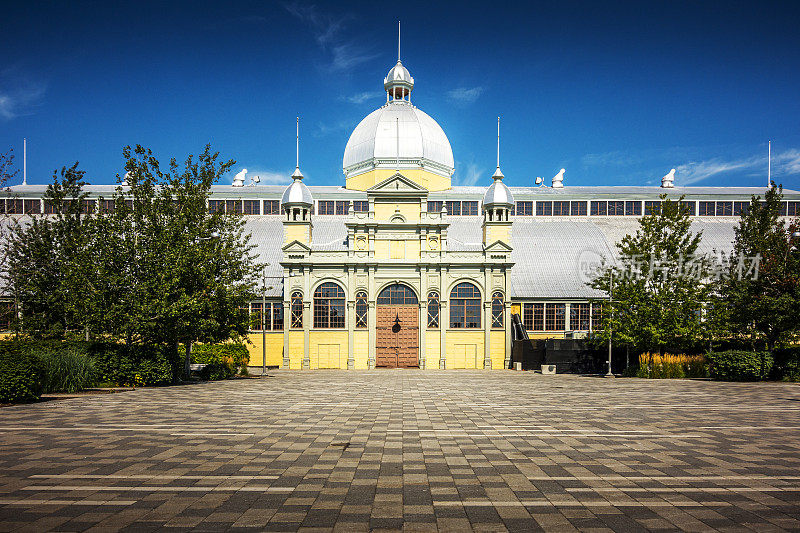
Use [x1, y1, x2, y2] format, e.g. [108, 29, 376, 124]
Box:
[1, 371, 800, 532]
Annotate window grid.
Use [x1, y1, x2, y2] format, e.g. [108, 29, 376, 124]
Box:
[462, 201, 479, 215]
[570, 303, 590, 331]
[313, 283, 346, 328]
[23, 199, 41, 214]
[491, 292, 504, 328]
[427, 201, 443, 213]
[545, 303, 566, 330]
[536, 201, 552, 216]
[570, 201, 587, 216]
[679, 201, 696, 216]
[427, 292, 440, 328]
[377, 284, 418, 305]
[733, 201, 749, 216]
[353, 201, 369, 213]
[608, 201, 624, 216]
[263, 200, 280, 214]
[226, 200, 242, 214]
[335, 201, 349, 215]
[590, 201, 607, 216]
[355, 291, 368, 328]
[522, 303, 544, 331]
[553, 201, 569, 216]
[716, 202, 733, 216]
[209, 200, 225, 214]
[290, 292, 303, 328]
[699, 201, 715, 216]
[644, 201, 661, 215]
[445, 201, 461, 215]
[243, 200, 260, 214]
[788, 201, 800, 216]
[317, 200, 334, 215]
[591, 303, 603, 330]
[449, 282, 481, 329]
[515, 201, 533, 216]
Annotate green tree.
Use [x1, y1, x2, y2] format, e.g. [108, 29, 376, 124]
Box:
[5, 164, 94, 337]
[589, 194, 715, 357]
[713, 185, 800, 350]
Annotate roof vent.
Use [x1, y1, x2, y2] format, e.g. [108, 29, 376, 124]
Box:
[661, 168, 675, 188]
[552, 168, 565, 188]
[232, 168, 246, 187]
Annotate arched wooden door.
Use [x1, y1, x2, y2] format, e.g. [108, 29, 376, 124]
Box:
[375, 284, 419, 368]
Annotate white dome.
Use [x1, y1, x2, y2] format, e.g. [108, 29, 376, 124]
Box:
[483, 168, 515, 207]
[384, 60, 414, 91]
[343, 101, 454, 178]
[281, 167, 313, 206]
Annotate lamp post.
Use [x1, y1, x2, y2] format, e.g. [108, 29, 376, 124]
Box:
[260, 265, 273, 376]
[606, 270, 614, 377]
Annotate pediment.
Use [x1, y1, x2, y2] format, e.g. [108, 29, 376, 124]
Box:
[282, 240, 311, 253]
[484, 240, 513, 252]
[367, 173, 428, 196]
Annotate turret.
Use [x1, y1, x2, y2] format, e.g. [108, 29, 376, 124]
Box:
[282, 118, 313, 246]
[482, 118, 514, 245]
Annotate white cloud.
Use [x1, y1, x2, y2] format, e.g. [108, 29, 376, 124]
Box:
[0, 70, 46, 120]
[446, 86, 484, 105]
[675, 157, 756, 186]
[454, 161, 486, 186]
[224, 167, 293, 185]
[343, 91, 382, 104]
[284, 3, 376, 72]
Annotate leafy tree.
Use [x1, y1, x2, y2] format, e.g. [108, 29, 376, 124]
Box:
[713, 185, 800, 350]
[5, 164, 94, 337]
[589, 194, 715, 357]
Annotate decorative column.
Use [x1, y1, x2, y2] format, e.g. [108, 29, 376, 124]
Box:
[439, 300, 447, 369]
[418, 300, 426, 369]
[282, 300, 290, 369]
[347, 299, 355, 369]
[484, 300, 492, 369]
[302, 299, 311, 369]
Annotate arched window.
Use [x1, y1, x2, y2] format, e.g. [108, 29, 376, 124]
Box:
[355, 291, 368, 328]
[450, 282, 481, 329]
[290, 292, 303, 328]
[376, 284, 418, 305]
[491, 291, 504, 328]
[314, 282, 346, 328]
[427, 291, 440, 328]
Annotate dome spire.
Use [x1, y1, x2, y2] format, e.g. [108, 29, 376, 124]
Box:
[397, 20, 401, 62]
[493, 116, 504, 181]
[291, 116, 303, 181]
[384, 22, 414, 102]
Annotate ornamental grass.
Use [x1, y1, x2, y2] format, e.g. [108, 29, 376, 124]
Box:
[636, 353, 708, 379]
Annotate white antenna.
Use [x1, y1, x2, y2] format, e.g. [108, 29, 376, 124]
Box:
[496, 116, 500, 168]
[767, 140, 771, 188]
[397, 21, 401, 62]
[296, 116, 300, 169]
[23, 138, 27, 186]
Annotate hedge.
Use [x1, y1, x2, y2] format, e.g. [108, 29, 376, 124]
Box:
[89, 343, 181, 386]
[191, 343, 249, 380]
[708, 350, 773, 381]
[0, 345, 45, 403]
[771, 347, 800, 382]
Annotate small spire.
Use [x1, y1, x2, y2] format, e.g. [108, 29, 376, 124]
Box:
[397, 21, 401, 62]
[292, 116, 304, 181]
[493, 116, 504, 181]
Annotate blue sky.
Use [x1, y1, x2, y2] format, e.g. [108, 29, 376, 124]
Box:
[2, 0, 800, 190]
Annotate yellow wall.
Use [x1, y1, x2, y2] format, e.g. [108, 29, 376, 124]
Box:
[445, 331, 485, 369]
[284, 224, 310, 245]
[374, 202, 421, 222]
[376, 239, 421, 261]
[245, 332, 284, 367]
[511, 304, 521, 316]
[310, 331, 349, 369]
[390, 240, 405, 259]
[489, 330, 506, 370]
[353, 331, 369, 369]
[527, 332, 567, 340]
[426, 331, 440, 369]
[484, 224, 511, 245]
[346, 168, 451, 192]
[288, 331, 304, 369]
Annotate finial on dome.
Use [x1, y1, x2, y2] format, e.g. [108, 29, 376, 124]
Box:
[493, 116, 504, 180]
[292, 116, 304, 181]
[397, 20, 401, 62]
[384, 22, 414, 102]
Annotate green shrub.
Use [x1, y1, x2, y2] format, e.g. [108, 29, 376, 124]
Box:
[89, 343, 180, 386]
[708, 350, 773, 381]
[38, 346, 97, 393]
[635, 353, 708, 379]
[771, 347, 800, 381]
[191, 343, 249, 380]
[0, 347, 45, 403]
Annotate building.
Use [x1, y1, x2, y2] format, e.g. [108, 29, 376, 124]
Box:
[3, 56, 799, 370]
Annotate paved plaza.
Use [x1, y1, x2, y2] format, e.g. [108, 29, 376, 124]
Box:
[1, 371, 800, 532]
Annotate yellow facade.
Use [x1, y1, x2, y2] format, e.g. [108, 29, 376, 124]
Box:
[445, 331, 485, 369]
[374, 202, 421, 222]
[310, 331, 349, 369]
[483, 224, 511, 245]
[353, 331, 369, 369]
[245, 332, 284, 367]
[490, 330, 506, 370]
[375, 238, 421, 261]
[288, 331, 304, 369]
[425, 331, 440, 369]
[284, 224, 311, 245]
[346, 168, 451, 192]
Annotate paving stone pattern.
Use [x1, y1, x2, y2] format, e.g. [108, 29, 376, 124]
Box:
[1, 371, 800, 532]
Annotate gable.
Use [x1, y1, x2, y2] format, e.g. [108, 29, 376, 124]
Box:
[367, 173, 428, 197]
